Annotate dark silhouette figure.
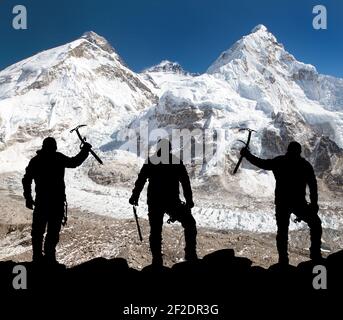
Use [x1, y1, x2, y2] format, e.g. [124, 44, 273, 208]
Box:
[22, 137, 91, 263]
[241, 141, 322, 264]
[129, 139, 197, 266]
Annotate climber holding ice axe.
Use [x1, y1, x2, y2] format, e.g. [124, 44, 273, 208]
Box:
[70, 125, 103, 165]
[22, 125, 103, 264]
[22, 136, 93, 264]
[129, 138, 197, 266]
[236, 137, 322, 265]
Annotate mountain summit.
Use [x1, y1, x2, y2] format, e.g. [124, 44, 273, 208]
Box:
[251, 24, 268, 33]
[81, 31, 115, 54]
[207, 24, 288, 75]
[207, 24, 343, 120]
[144, 60, 190, 75]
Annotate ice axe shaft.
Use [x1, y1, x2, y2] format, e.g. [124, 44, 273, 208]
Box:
[133, 206, 143, 242]
[233, 156, 244, 175]
[70, 125, 103, 165]
[89, 149, 103, 165]
[233, 128, 256, 174]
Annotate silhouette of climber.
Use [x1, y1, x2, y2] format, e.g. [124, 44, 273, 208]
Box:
[129, 138, 197, 266]
[240, 141, 322, 264]
[22, 137, 92, 264]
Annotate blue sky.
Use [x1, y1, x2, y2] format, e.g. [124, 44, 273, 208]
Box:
[0, 0, 342, 77]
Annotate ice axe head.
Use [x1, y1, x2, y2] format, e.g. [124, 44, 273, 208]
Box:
[232, 127, 256, 174]
[238, 127, 256, 133]
[69, 124, 104, 165]
[235, 127, 256, 146]
[70, 124, 87, 134]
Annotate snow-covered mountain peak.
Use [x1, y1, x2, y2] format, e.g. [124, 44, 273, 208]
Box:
[251, 24, 268, 33]
[82, 30, 106, 42]
[141, 60, 195, 95]
[144, 60, 189, 75]
[207, 24, 283, 75]
[247, 24, 279, 48]
[204, 24, 343, 117]
[206, 24, 332, 116]
[0, 32, 157, 147]
[81, 31, 116, 55]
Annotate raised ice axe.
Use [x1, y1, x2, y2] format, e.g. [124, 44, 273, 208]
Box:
[70, 125, 103, 165]
[232, 127, 256, 174]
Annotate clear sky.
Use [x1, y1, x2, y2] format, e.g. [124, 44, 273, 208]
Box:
[0, 0, 342, 77]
